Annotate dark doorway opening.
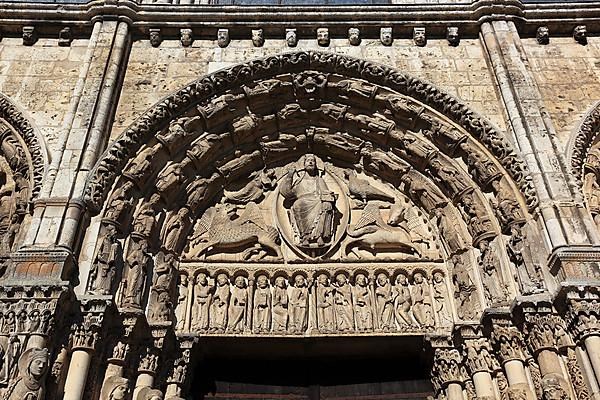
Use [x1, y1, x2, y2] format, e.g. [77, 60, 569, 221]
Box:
[190, 336, 434, 400]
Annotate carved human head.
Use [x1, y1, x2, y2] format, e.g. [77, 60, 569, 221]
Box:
[433, 271, 444, 283]
[257, 275, 268, 288]
[275, 276, 287, 288]
[574, 25, 587, 44]
[180, 274, 188, 285]
[318, 274, 329, 285]
[380, 27, 393, 46]
[59, 27, 72, 47]
[25, 348, 49, 379]
[294, 275, 306, 287]
[217, 29, 230, 48]
[216, 273, 228, 286]
[395, 273, 407, 285]
[478, 239, 490, 251]
[100, 376, 129, 400]
[286, 29, 297, 47]
[252, 29, 264, 47]
[541, 376, 568, 400]
[110, 383, 128, 400]
[536, 26, 549, 45]
[348, 27, 361, 46]
[317, 28, 330, 47]
[149, 29, 162, 47]
[355, 273, 367, 286]
[376, 273, 388, 285]
[413, 272, 424, 283]
[180, 28, 193, 47]
[234, 276, 246, 288]
[304, 154, 317, 174]
[336, 274, 347, 285]
[446, 26, 459, 46]
[413, 27, 426, 47]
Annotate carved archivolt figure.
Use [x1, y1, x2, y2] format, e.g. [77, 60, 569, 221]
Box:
[103, 182, 133, 226]
[253, 275, 271, 333]
[477, 240, 507, 304]
[353, 274, 373, 332]
[375, 273, 395, 330]
[123, 240, 150, 309]
[209, 274, 230, 332]
[175, 274, 189, 331]
[88, 224, 122, 295]
[451, 255, 479, 320]
[163, 208, 190, 253]
[280, 154, 337, 248]
[394, 273, 413, 327]
[434, 206, 467, 255]
[228, 276, 247, 333]
[3, 347, 48, 400]
[272, 276, 289, 332]
[411, 272, 434, 327]
[100, 375, 129, 400]
[316, 274, 335, 333]
[289, 275, 308, 333]
[507, 225, 544, 295]
[334, 274, 354, 332]
[192, 273, 211, 332]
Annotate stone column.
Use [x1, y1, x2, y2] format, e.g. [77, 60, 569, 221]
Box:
[63, 298, 110, 400]
[463, 337, 499, 399]
[101, 340, 130, 386]
[432, 348, 466, 400]
[490, 322, 535, 399]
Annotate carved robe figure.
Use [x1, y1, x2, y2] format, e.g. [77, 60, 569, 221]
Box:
[100, 376, 129, 400]
[289, 275, 308, 333]
[89, 224, 121, 295]
[411, 272, 434, 327]
[175, 274, 188, 331]
[353, 274, 373, 332]
[104, 182, 133, 225]
[507, 225, 543, 295]
[272, 277, 288, 332]
[451, 255, 478, 320]
[316, 274, 335, 333]
[3, 347, 49, 400]
[394, 273, 413, 327]
[123, 240, 150, 308]
[280, 154, 336, 247]
[163, 208, 190, 253]
[209, 274, 230, 332]
[434, 207, 468, 255]
[375, 273, 395, 330]
[432, 272, 452, 326]
[478, 240, 507, 304]
[228, 276, 247, 333]
[334, 274, 354, 332]
[253, 275, 271, 333]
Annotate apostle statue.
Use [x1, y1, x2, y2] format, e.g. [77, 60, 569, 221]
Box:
[280, 154, 337, 248]
[4, 347, 49, 400]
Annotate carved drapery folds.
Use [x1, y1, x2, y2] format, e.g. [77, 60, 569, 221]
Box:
[78, 51, 541, 399]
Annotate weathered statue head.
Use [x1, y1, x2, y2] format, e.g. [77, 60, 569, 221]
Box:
[180, 28, 193, 47]
[100, 376, 129, 400]
[252, 29, 264, 47]
[395, 273, 407, 285]
[574, 25, 587, 44]
[19, 347, 49, 383]
[355, 273, 367, 286]
[275, 276, 287, 288]
[376, 273, 388, 286]
[149, 29, 162, 47]
[138, 387, 164, 400]
[217, 29, 230, 48]
[257, 275, 268, 288]
[348, 27, 361, 46]
[234, 275, 246, 288]
[413, 272, 424, 284]
[196, 273, 207, 285]
[536, 26, 549, 45]
[22, 26, 36, 46]
[413, 27, 426, 47]
[179, 273, 188, 286]
[336, 274, 347, 286]
[294, 274, 306, 287]
[318, 274, 329, 285]
[304, 154, 318, 175]
[446, 26, 459, 46]
[478, 239, 490, 252]
[286, 29, 298, 47]
[380, 27, 393, 46]
[541, 376, 569, 400]
[433, 271, 444, 283]
[216, 273, 228, 286]
[317, 28, 330, 47]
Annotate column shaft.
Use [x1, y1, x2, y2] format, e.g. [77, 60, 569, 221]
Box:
[585, 335, 600, 386]
[63, 349, 92, 400]
[446, 382, 464, 400]
[473, 370, 495, 398]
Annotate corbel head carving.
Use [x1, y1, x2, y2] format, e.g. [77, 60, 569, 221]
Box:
[348, 27, 361, 46]
[380, 27, 393, 46]
[317, 28, 330, 47]
[446, 26, 459, 46]
[149, 28, 162, 48]
[180, 28, 193, 47]
[574, 25, 587, 45]
[413, 27, 426, 47]
[536, 26, 549, 45]
[217, 28, 230, 48]
[252, 29, 264, 47]
[286, 28, 298, 47]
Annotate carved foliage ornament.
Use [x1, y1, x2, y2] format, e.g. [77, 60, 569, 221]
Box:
[83, 51, 537, 214]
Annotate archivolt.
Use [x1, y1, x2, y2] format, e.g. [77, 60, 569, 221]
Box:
[569, 100, 600, 187]
[84, 51, 537, 213]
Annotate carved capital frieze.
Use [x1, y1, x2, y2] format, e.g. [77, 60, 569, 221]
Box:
[107, 340, 130, 365]
[463, 338, 499, 374]
[490, 323, 526, 363]
[69, 296, 113, 351]
[548, 246, 600, 284]
[432, 348, 466, 389]
[138, 346, 161, 375]
[566, 297, 600, 342]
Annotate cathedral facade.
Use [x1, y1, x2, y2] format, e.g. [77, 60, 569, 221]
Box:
[0, 0, 600, 399]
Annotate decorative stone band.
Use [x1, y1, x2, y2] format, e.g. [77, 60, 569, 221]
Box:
[83, 51, 537, 214]
[570, 100, 600, 188]
[566, 298, 600, 343]
[174, 262, 455, 337]
[547, 245, 600, 284]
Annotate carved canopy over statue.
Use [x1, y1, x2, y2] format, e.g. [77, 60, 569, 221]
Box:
[82, 51, 538, 338]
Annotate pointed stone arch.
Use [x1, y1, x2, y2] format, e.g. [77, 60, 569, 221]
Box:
[81, 51, 545, 356]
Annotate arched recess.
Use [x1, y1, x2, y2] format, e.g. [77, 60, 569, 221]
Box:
[0, 93, 47, 256]
[81, 51, 544, 351]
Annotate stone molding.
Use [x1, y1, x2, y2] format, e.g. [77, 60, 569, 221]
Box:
[570, 100, 600, 188]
